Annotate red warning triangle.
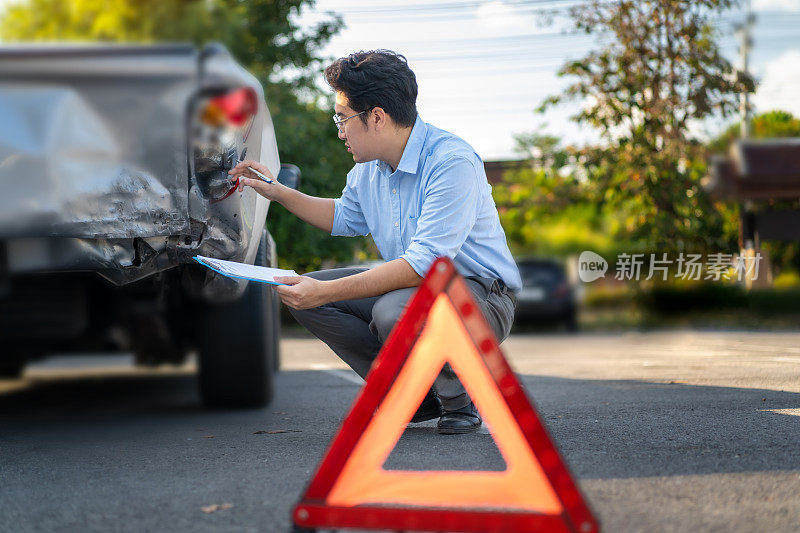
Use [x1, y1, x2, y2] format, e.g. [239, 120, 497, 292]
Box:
[293, 258, 598, 533]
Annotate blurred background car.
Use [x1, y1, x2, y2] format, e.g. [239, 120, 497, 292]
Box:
[0, 43, 301, 407]
[514, 258, 577, 331]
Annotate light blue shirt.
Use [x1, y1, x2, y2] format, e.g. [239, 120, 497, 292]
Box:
[332, 116, 522, 292]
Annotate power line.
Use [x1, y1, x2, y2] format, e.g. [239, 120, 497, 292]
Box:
[422, 107, 544, 115]
[408, 55, 581, 66]
[409, 51, 569, 61]
[323, 28, 797, 67]
[331, 2, 800, 24]
[341, 37, 608, 61]
[421, 97, 549, 105]
[324, 23, 796, 65]
[419, 65, 565, 76]
[328, 17, 799, 57]
[340, 6, 566, 22]
[327, 20, 797, 57]
[335, 0, 580, 14]
[337, 1, 800, 15]
[333, 30, 596, 47]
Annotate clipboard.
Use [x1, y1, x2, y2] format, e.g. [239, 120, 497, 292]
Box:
[194, 255, 298, 286]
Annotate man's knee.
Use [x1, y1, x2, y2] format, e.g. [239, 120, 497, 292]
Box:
[286, 303, 314, 325]
[369, 288, 414, 341]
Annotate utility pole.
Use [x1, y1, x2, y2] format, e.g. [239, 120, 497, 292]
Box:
[735, 0, 767, 289]
[736, 0, 755, 138]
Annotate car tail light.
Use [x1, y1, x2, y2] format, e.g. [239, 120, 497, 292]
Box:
[553, 280, 570, 298]
[201, 88, 257, 133]
[192, 87, 258, 202]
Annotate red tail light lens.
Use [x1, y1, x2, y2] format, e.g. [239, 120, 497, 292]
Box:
[193, 87, 258, 202]
[553, 281, 570, 298]
[202, 88, 257, 128]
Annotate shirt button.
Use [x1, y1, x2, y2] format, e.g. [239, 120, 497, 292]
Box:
[392, 188, 397, 194]
[394, 221, 399, 227]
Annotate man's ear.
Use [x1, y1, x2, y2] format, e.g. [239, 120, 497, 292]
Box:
[371, 107, 388, 132]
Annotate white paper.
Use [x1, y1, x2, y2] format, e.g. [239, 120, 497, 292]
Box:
[194, 255, 298, 285]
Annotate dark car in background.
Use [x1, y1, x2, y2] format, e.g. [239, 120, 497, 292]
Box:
[0, 44, 300, 407]
[515, 258, 577, 331]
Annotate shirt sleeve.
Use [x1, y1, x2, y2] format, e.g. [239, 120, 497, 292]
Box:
[331, 169, 370, 237]
[401, 156, 481, 277]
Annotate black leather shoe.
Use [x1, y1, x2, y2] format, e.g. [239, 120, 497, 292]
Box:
[410, 389, 443, 423]
[437, 402, 482, 434]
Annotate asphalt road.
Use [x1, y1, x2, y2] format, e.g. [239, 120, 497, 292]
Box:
[2, 330, 800, 532]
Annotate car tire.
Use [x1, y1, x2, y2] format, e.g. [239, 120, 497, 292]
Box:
[565, 307, 578, 332]
[198, 231, 276, 408]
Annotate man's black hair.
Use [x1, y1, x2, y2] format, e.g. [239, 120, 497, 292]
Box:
[325, 49, 418, 128]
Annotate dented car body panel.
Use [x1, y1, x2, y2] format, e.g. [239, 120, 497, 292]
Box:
[0, 44, 278, 293]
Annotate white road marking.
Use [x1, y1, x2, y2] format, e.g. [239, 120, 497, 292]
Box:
[759, 408, 800, 417]
[311, 364, 365, 386]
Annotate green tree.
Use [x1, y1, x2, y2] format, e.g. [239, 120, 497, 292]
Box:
[494, 165, 616, 257]
[540, 0, 754, 252]
[709, 110, 800, 152]
[0, 0, 367, 272]
[493, 137, 643, 258]
[512, 130, 569, 170]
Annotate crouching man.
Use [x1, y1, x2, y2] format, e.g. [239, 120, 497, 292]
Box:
[229, 50, 521, 434]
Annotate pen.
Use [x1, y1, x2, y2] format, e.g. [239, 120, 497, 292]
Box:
[247, 166, 274, 184]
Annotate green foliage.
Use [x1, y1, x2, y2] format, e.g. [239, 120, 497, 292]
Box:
[1, 0, 219, 42]
[638, 282, 748, 313]
[773, 270, 800, 289]
[538, 0, 753, 253]
[0, 0, 340, 80]
[493, 163, 641, 257]
[0, 0, 367, 272]
[512, 131, 569, 169]
[709, 110, 800, 152]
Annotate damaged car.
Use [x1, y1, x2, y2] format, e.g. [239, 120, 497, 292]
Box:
[0, 43, 300, 407]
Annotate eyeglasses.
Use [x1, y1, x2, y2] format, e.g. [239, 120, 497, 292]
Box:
[333, 111, 366, 132]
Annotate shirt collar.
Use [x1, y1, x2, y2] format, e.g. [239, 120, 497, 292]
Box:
[375, 115, 426, 175]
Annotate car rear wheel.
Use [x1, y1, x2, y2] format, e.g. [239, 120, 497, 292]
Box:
[565, 308, 578, 332]
[198, 231, 276, 408]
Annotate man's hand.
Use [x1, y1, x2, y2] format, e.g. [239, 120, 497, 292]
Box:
[230, 160, 335, 233]
[228, 160, 288, 203]
[274, 259, 421, 309]
[274, 276, 332, 310]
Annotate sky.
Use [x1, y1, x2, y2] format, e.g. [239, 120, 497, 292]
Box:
[297, 0, 800, 160]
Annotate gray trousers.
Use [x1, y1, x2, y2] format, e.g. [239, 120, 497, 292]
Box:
[288, 267, 516, 410]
